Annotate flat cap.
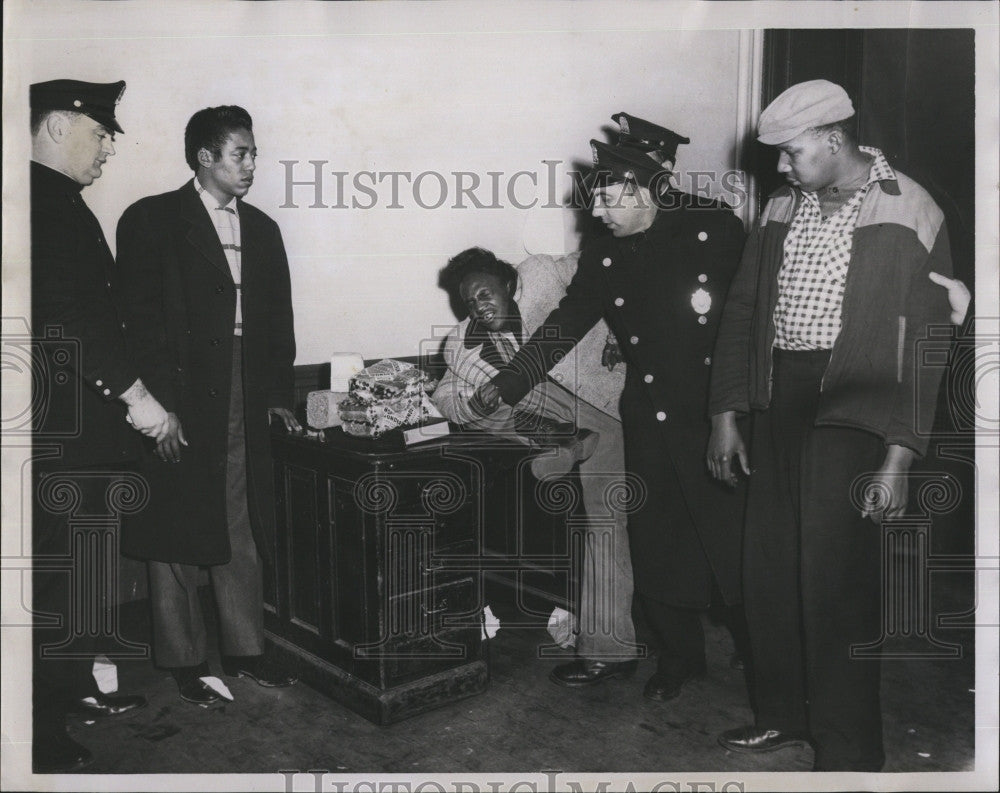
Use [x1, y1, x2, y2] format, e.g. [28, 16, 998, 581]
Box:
[586, 139, 670, 192]
[30, 79, 126, 134]
[612, 112, 689, 163]
[757, 79, 854, 145]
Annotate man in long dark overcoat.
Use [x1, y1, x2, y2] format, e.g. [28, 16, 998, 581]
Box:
[115, 105, 300, 706]
[474, 129, 749, 701]
[29, 78, 169, 772]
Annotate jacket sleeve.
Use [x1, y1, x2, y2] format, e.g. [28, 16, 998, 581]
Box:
[265, 222, 296, 410]
[885, 221, 954, 454]
[492, 248, 605, 406]
[32, 200, 138, 400]
[708, 217, 761, 417]
[114, 200, 180, 412]
[432, 329, 478, 424]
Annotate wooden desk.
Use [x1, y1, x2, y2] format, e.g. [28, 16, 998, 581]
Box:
[265, 426, 580, 724]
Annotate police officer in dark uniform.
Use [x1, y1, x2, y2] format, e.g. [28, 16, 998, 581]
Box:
[472, 120, 749, 701]
[30, 78, 170, 772]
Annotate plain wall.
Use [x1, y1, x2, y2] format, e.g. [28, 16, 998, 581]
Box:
[11, 2, 745, 362]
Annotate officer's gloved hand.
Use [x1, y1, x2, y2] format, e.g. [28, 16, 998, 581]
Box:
[120, 379, 171, 442]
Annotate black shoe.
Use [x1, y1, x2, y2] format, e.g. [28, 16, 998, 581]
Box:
[69, 692, 148, 718]
[729, 651, 746, 671]
[172, 663, 222, 706]
[718, 725, 809, 754]
[177, 677, 222, 707]
[33, 729, 93, 773]
[643, 659, 706, 701]
[221, 654, 298, 687]
[549, 658, 637, 688]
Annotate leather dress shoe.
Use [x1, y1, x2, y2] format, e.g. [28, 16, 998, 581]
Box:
[177, 677, 222, 706]
[221, 654, 298, 687]
[69, 692, 147, 718]
[33, 729, 93, 773]
[549, 658, 637, 688]
[643, 659, 706, 701]
[172, 664, 222, 706]
[718, 725, 809, 754]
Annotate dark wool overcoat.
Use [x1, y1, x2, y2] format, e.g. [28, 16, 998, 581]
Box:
[30, 161, 141, 469]
[494, 192, 748, 607]
[115, 180, 295, 566]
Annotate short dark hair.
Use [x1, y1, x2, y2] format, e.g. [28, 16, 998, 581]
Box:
[184, 105, 253, 172]
[30, 108, 81, 136]
[810, 115, 857, 142]
[438, 247, 518, 302]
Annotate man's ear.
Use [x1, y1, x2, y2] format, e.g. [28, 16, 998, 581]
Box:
[197, 147, 214, 169]
[44, 112, 68, 143]
[827, 129, 843, 154]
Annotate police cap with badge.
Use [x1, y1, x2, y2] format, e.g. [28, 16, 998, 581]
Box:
[30, 79, 127, 134]
[586, 138, 674, 194]
[611, 112, 690, 165]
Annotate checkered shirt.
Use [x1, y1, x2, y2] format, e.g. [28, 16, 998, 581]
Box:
[772, 147, 895, 350]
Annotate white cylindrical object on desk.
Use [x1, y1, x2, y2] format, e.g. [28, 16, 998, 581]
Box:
[330, 352, 365, 392]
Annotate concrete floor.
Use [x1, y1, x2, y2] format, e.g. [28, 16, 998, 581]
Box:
[42, 573, 977, 786]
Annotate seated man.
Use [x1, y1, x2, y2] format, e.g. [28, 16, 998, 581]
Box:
[433, 247, 640, 684]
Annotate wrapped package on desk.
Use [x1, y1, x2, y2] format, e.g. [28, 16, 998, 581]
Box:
[337, 359, 441, 438]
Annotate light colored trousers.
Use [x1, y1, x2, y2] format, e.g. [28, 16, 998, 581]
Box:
[147, 341, 264, 668]
[477, 379, 639, 660]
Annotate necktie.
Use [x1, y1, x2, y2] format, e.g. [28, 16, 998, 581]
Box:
[215, 205, 242, 336]
[492, 332, 517, 364]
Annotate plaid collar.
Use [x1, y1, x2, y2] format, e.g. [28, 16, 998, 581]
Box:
[858, 146, 896, 190]
[194, 176, 239, 215]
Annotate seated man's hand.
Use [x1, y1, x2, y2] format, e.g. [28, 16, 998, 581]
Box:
[469, 382, 502, 417]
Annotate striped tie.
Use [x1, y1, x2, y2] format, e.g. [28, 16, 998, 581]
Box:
[492, 332, 517, 364]
[215, 205, 242, 336]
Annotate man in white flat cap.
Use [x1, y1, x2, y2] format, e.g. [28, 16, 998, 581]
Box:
[707, 79, 954, 771]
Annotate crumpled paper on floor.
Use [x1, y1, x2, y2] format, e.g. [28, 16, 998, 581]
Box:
[92, 655, 118, 693]
[547, 607, 577, 648]
[481, 605, 500, 640]
[200, 676, 234, 703]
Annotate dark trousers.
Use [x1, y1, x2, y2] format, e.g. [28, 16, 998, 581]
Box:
[744, 349, 885, 771]
[639, 595, 705, 670]
[639, 594, 749, 674]
[147, 339, 263, 669]
[32, 469, 118, 739]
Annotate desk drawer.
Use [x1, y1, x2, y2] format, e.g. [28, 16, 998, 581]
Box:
[385, 532, 476, 595]
[384, 575, 479, 636]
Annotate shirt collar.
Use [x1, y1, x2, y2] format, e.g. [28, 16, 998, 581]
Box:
[194, 176, 238, 215]
[859, 146, 896, 191]
[799, 146, 898, 207]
